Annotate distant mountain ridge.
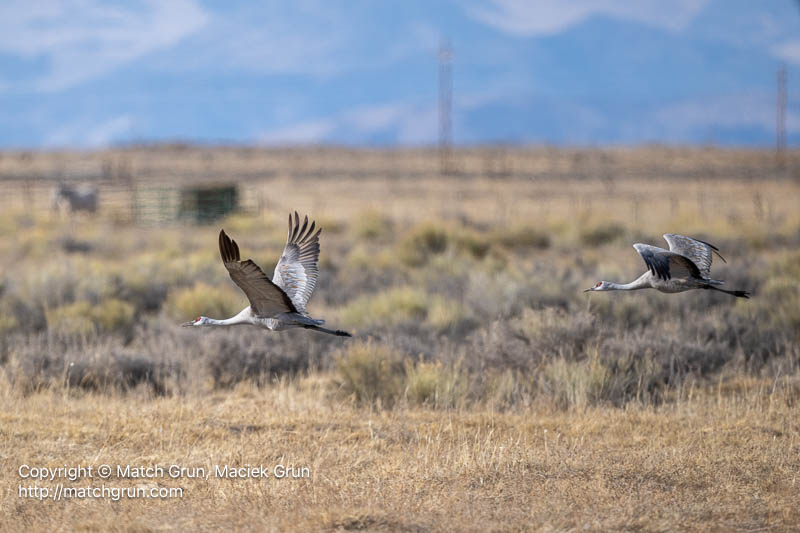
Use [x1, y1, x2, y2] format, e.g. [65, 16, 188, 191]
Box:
[0, 0, 799, 148]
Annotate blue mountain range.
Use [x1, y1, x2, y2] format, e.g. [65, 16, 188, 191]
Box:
[1, 0, 799, 148]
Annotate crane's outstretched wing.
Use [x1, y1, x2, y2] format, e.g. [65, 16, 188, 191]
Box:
[219, 229, 298, 317]
[662, 233, 726, 278]
[272, 212, 322, 313]
[633, 243, 703, 281]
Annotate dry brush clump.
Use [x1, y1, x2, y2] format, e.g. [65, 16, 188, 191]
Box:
[2, 332, 175, 395]
[579, 220, 627, 246]
[351, 209, 394, 242]
[491, 224, 551, 250]
[333, 340, 467, 409]
[338, 285, 473, 335]
[333, 340, 407, 408]
[46, 298, 136, 339]
[163, 281, 244, 323]
[200, 326, 344, 388]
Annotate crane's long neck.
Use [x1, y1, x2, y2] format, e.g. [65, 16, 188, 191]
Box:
[204, 307, 252, 326]
[608, 273, 651, 291]
[204, 317, 244, 326]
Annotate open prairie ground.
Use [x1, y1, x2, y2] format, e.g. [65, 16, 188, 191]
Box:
[1, 146, 799, 531]
[2, 380, 799, 531]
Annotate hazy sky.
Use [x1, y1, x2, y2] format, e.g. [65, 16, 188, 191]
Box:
[1, 0, 800, 147]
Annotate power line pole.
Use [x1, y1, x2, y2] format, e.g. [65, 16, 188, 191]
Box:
[777, 63, 787, 170]
[439, 40, 453, 175]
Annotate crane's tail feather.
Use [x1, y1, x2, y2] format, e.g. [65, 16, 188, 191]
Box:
[303, 325, 352, 337]
[705, 285, 750, 299]
[288, 314, 325, 326]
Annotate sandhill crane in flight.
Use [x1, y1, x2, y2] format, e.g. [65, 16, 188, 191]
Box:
[585, 233, 750, 298]
[182, 212, 351, 336]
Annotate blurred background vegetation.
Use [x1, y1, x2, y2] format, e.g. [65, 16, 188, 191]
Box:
[0, 146, 798, 409]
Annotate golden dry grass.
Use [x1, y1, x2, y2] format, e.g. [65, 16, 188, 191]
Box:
[1, 377, 799, 532]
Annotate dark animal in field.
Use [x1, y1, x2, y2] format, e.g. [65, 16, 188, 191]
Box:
[51, 182, 98, 214]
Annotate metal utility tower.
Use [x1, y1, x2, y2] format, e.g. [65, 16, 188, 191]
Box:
[439, 40, 453, 175]
[777, 64, 787, 169]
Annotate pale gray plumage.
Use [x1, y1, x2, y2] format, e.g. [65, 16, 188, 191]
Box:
[182, 214, 351, 337]
[272, 212, 321, 313]
[633, 243, 702, 281]
[586, 234, 750, 299]
[662, 233, 725, 278]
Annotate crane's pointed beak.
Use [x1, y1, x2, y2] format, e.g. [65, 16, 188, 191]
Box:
[583, 288, 593, 292]
[181, 321, 194, 327]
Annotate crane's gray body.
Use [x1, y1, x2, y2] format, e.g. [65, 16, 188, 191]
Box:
[620, 271, 721, 294]
[587, 234, 749, 299]
[183, 213, 351, 337]
[192, 306, 324, 331]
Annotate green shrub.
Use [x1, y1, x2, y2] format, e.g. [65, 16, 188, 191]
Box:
[344, 243, 395, 273]
[334, 341, 406, 407]
[396, 223, 449, 267]
[404, 358, 466, 408]
[770, 250, 800, 281]
[45, 298, 136, 337]
[340, 287, 465, 331]
[313, 215, 345, 235]
[492, 225, 550, 249]
[0, 291, 46, 334]
[513, 307, 596, 359]
[587, 296, 652, 329]
[579, 222, 626, 246]
[483, 369, 526, 410]
[540, 356, 603, 410]
[536, 347, 655, 410]
[340, 287, 428, 328]
[426, 296, 468, 331]
[760, 277, 800, 335]
[221, 213, 265, 234]
[352, 210, 393, 241]
[93, 298, 135, 333]
[0, 285, 18, 334]
[164, 282, 243, 322]
[46, 301, 96, 337]
[0, 311, 18, 335]
[451, 230, 492, 259]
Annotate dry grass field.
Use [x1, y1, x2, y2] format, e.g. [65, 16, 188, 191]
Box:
[1, 146, 799, 531]
[2, 380, 799, 531]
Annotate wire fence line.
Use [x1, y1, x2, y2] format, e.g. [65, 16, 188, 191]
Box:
[0, 178, 267, 225]
[0, 147, 795, 226]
